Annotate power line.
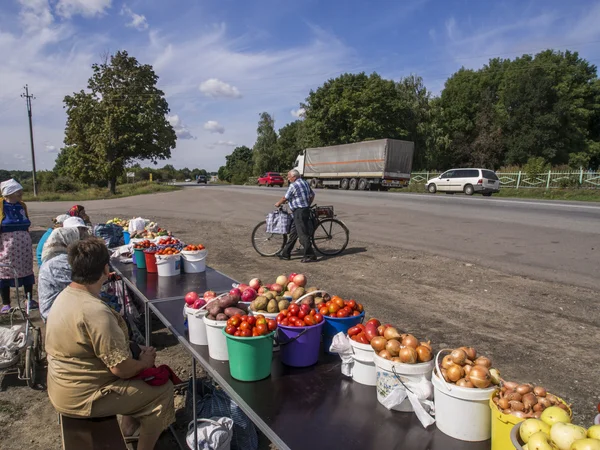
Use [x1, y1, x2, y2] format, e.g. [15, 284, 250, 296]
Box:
[21, 85, 37, 197]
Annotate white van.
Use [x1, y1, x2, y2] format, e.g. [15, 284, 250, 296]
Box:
[425, 168, 500, 196]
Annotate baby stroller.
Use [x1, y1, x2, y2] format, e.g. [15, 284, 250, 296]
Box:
[0, 264, 43, 388]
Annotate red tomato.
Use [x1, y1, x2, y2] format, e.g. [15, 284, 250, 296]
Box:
[319, 307, 329, 316]
[256, 324, 267, 335]
[328, 303, 340, 314]
[234, 330, 241, 336]
[252, 328, 260, 337]
[289, 304, 300, 316]
[246, 316, 256, 326]
[241, 315, 249, 322]
[347, 299, 357, 309]
[366, 318, 381, 328]
[281, 318, 290, 326]
[343, 306, 353, 315]
[225, 325, 236, 335]
[300, 304, 311, 314]
[336, 309, 350, 318]
[314, 313, 324, 323]
[255, 317, 267, 326]
[267, 319, 277, 331]
[347, 326, 361, 337]
[333, 297, 345, 308]
[352, 311, 361, 316]
[241, 329, 252, 337]
[356, 324, 366, 332]
[356, 303, 364, 313]
[276, 313, 285, 323]
[240, 321, 250, 331]
[298, 310, 306, 320]
[230, 316, 242, 327]
[309, 309, 316, 316]
[280, 309, 289, 317]
[304, 315, 316, 326]
[357, 332, 369, 344]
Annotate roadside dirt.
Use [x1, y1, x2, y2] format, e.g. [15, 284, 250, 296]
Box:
[1, 211, 598, 450]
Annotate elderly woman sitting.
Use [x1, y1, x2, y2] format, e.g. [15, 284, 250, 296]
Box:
[38, 219, 89, 321]
[45, 238, 174, 450]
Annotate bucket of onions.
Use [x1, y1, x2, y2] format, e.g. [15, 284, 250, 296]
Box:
[434, 347, 501, 390]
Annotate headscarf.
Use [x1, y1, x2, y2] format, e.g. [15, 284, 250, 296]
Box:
[68, 205, 85, 217]
[63, 217, 86, 228]
[41, 227, 81, 263]
[1, 179, 23, 197]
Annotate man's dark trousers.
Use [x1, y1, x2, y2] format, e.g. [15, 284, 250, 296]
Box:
[281, 207, 315, 258]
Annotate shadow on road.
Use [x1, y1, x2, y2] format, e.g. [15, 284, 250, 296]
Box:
[318, 246, 367, 261]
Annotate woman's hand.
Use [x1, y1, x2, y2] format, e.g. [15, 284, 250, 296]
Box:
[139, 348, 156, 370]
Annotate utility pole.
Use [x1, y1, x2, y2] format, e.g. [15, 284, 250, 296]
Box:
[21, 85, 38, 196]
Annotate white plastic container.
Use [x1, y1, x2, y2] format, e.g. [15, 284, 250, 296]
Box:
[156, 254, 181, 276]
[181, 249, 207, 273]
[349, 339, 377, 386]
[374, 354, 434, 411]
[432, 372, 496, 441]
[185, 306, 208, 345]
[203, 316, 229, 361]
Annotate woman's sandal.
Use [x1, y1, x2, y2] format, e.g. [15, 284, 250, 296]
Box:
[123, 427, 141, 442]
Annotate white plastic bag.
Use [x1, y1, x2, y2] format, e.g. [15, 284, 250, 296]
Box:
[380, 375, 435, 428]
[186, 417, 234, 450]
[329, 332, 354, 377]
[128, 217, 147, 234]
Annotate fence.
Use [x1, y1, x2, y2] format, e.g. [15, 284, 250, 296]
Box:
[410, 170, 600, 189]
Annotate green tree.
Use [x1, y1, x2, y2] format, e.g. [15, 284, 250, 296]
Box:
[219, 145, 253, 183]
[252, 113, 278, 175]
[276, 120, 304, 171]
[58, 51, 176, 193]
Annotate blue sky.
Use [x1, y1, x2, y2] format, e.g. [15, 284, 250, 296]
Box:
[2, 0, 600, 172]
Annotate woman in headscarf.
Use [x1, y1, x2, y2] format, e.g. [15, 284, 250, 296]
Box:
[0, 179, 36, 314]
[36, 214, 71, 267]
[38, 220, 89, 321]
[68, 205, 91, 225]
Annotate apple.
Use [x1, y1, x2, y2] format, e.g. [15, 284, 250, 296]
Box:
[288, 272, 297, 283]
[241, 288, 257, 302]
[237, 283, 249, 292]
[249, 278, 262, 290]
[192, 298, 207, 309]
[276, 275, 288, 286]
[570, 439, 600, 450]
[257, 286, 268, 295]
[550, 423, 587, 450]
[270, 284, 283, 294]
[521, 419, 551, 444]
[184, 291, 199, 306]
[287, 282, 298, 292]
[527, 431, 558, 450]
[588, 426, 600, 440]
[203, 290, 216, 300]
[292, 274, 307, 287]
[541, 406, 571, 427]
[229, 288, 242, 302]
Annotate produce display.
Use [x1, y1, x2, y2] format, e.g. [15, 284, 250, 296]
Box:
[225, 314, 277, 337]
[240, 273, 320, 313]
[276, 303, 324, 327]
[107, 217, 129, 229]
[157, 237, 181, 246]
[184, 291, 211, 309]
[200, 289, 249, 321]
[492, 381, 569, 419]
[519, 407, 600, 450]
[317, 295, 363, 318]
[133, 240, 154, 249]
[183, 244, 205, 251]
[435, 347, 500, 388]
[130, 228, 170, 239]
[362, 321, 434, 363]
[156, 247, 180, 256]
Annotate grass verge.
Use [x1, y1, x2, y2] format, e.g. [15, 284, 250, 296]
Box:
[23, 181, 180, 202]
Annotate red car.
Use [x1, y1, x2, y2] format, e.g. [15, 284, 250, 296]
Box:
[258, 172, 284, 187]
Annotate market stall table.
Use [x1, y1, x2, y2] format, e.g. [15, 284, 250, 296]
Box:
[150, 297, 491, 450]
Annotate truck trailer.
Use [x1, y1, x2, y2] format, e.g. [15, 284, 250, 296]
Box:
[293, 139, 414, 191]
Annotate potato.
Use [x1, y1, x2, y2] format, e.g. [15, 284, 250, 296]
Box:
[206, 302, 223, 317]
[306, 287, 318, 293]
[267, 299, 278, 313]
[264, 292, 275, 300]
[277, 299, 290, 311]
[224, 307, 245, 317]
[301, 296, 314, 307]
[206, 314, 216, 320]
[218, 295, 238, 309]
[291, 287, 305, 301]
[215, 313, 228, 321]
[237, 303, 249, 312]
[253, 296, 268, 311]
[314, 297, 324, 307]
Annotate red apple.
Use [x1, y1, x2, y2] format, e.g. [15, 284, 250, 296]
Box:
[192, 298, 207, 309]
[249, 278, 262, 290]
[229, 288, 242, 302]
[288, 272, 298, 283]
[237, 283, 249, 292]
[203, 291, 216, 300]
[292, 274, 307, 287]
[185, 291, 199, 305]
[241, 288, 257, 302]
[270, 284, 283, 293]
[287, 282, 298, 293]
[258, 286, 268, 295]
[276, 275, 288, 286]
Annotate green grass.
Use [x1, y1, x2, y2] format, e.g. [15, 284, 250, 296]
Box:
[394, 184, 600, 202]
[22, 181, 179, 202]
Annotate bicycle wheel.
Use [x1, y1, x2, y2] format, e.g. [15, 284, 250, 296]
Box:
[252, 221, 287, 257]
[312, 218, 349, 256]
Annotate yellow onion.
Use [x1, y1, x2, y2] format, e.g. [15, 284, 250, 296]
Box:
[415, 345, 432, 362]
[468, 365, 491, 389]
[446, 364, 464, 382]
[398, 346, 418, 364]
[401, 334, 419, 349]
[442, 354, 454, 369]
[473, 356, 492, 368]
[450, 348, 467, 366]
[378, 349, 392, 360]
[456, 378, 474, 388]
[460, 346, 477, 360]
[385, 339, 401, 357]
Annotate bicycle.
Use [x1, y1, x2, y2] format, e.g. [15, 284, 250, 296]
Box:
[251, 205, 350, 257]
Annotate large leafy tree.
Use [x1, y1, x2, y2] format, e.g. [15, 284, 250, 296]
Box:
[276, 120, 304, 171]
[252, 112, 278, 175]
[218, 145, 253, 184]
[58, 51, 176, 193]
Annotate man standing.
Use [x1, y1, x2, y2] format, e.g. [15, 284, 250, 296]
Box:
[275, 169, 317, 263]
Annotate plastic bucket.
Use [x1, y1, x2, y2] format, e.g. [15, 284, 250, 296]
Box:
[156, 254, 181, 277]
[374, 353, 434, 411]
[123, 231, 131, 244]
[223, 330, 274, 381]
[134, 248, 147, 269]
[181, 249, 207, 274]
[349, 339, 377, 386]
[144, 251, 158, 273]
[277, 321, 324, 367]
[432, 373, 495, 441]
[185, 307, 208, 345]
[323, 312, 364, 354]
[203, 316, 229, 361]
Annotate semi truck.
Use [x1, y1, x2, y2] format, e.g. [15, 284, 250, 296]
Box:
[293, 139, 414, 191]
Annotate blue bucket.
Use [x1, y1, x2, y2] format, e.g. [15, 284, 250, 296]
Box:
[123, 231, 131, 244]
[323, 311, 365, 354]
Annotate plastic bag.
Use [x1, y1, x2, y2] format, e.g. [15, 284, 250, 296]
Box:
[93, 223, 124, 248]
[186, 417, 233, 450]
[128, 217, 146, 234]
[329, 332, 354, 377]
[380, 374, 435, 428]
[266, 210, 292, 234]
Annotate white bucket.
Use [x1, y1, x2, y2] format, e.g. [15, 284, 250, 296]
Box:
[374, 353, 434, 411]
[432, 371, 496, 441]
[181, 249, 208, 273]
[185, 306, 208, 345]
[156, 254, 181, 277]
[203, 316, 229, 361]
[349, 339, 376, 386]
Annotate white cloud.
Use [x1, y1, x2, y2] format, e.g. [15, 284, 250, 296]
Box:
[291, 107, 305, 118]
[167, 115, 196, 140]
[204, 120, 225, 134]
[18, 0, 53, 31]
[121, 5, 148, 31]
[199, 78, 242, 99]
[45, 144, 57, 153]
[55, 0, 112, 18]
[214, 140, 236, 146]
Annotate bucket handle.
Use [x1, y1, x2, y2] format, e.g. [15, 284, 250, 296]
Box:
[293, 290, 328, 304]
[274, 327, 308, 346]
[187, 418, 231, 447]
[434, 348, 455, 392]
[391, 365, 415, 395]
[192, 293, 228, 317]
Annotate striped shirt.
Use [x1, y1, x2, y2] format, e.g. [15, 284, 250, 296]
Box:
[285, 178, 314, 211]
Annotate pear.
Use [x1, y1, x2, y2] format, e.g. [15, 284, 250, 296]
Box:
[550, 422, 586, 450]
[570, 439, 600, 450]
[521, 419, 551, 444]
[540, 406, 571, 427]
[527, 431, 558, 450]
[587, 425, 600, 440]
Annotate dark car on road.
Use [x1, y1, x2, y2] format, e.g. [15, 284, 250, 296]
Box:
[196, 175, 208, 184]
[258, 172, 284, 187]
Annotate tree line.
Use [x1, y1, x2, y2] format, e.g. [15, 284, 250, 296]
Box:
[220, 49, 600, 184]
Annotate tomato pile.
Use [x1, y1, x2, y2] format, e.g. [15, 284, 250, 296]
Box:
[158, 237, 180, 246]
[156, 247, 180, 255]
[318, 296, 363, 318]
[348, 318, 385, 344]
[133, 240, 154, 249]
[184, 244, 205, 251]
[225, 314, 277, 337]
[276, 303, 324, 327]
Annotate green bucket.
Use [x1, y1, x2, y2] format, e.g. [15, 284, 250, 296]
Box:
[222, 329, 273, 381]
[134, 248, 146, 269]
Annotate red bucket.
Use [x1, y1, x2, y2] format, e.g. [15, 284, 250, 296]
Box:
[144, 251, 158, 273]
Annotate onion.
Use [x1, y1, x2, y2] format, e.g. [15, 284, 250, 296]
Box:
[557, 403, 569, 412]
[416, 345, 432, 362]
[383, 327, 401, 340]
[460, 346, 477, 360]
[469, 365, 492, 389]
[533, 386, 547, 397]
[442, 355, 454, 369]
[546, 394, 558, 405]
[398, 346, 418, 364]
[533, 403, 543, 412]
[522, 393, 538, 409]
[463, 364, 472, 376]
[516, 384, 532, 395]
[506, 392, 522, 402]
[378, 349, 392, 360]
[385, 339, 401, 357]
[391, 357, 403, 363]
[511, 411, 527, 419]
[441, 368, 449, 382]
[503, 409, 512, 415]
[473, 356, 492, 368]
[446, 364, 464, 382]
[450, 348, 467, 366]
[489, 368, 501, 385]
[420, 341, 432, 351]
[503, 381, 518, 391]
[456, 378, 474, 388]
[492, 396, 499, 405]
[498, 398, 510, 410]
[509, 400, 524, 411]
[537, 397, 551, 408]
[370, 336, 387, 352]
[401, 334, 419, 349]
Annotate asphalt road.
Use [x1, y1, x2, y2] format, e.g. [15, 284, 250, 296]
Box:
[27, 184, 600, 290]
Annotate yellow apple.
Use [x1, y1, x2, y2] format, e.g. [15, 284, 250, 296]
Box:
[540, 406, 571, 427]
[521, 419, 551, 443]
[570, 438, 600, 450]
[528, 431, 558, 450]
[550, 423, 587, 450]
[588, 426, 600, 440]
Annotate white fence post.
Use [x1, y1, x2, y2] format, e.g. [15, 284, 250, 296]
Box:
[516, 171, 521, 189]
[546, 170, 551, 189]
[580, 167, 583, 185]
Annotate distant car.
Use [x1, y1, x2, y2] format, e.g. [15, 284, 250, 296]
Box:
[196, 175, 208, 184]
[258, 172, 284, 187]
[185, 178, 192, 182]
[426, 168, 500, 196]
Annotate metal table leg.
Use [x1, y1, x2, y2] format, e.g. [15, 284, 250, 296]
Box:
[192, 357, 198, 450]
[145, 301, 151, 346]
